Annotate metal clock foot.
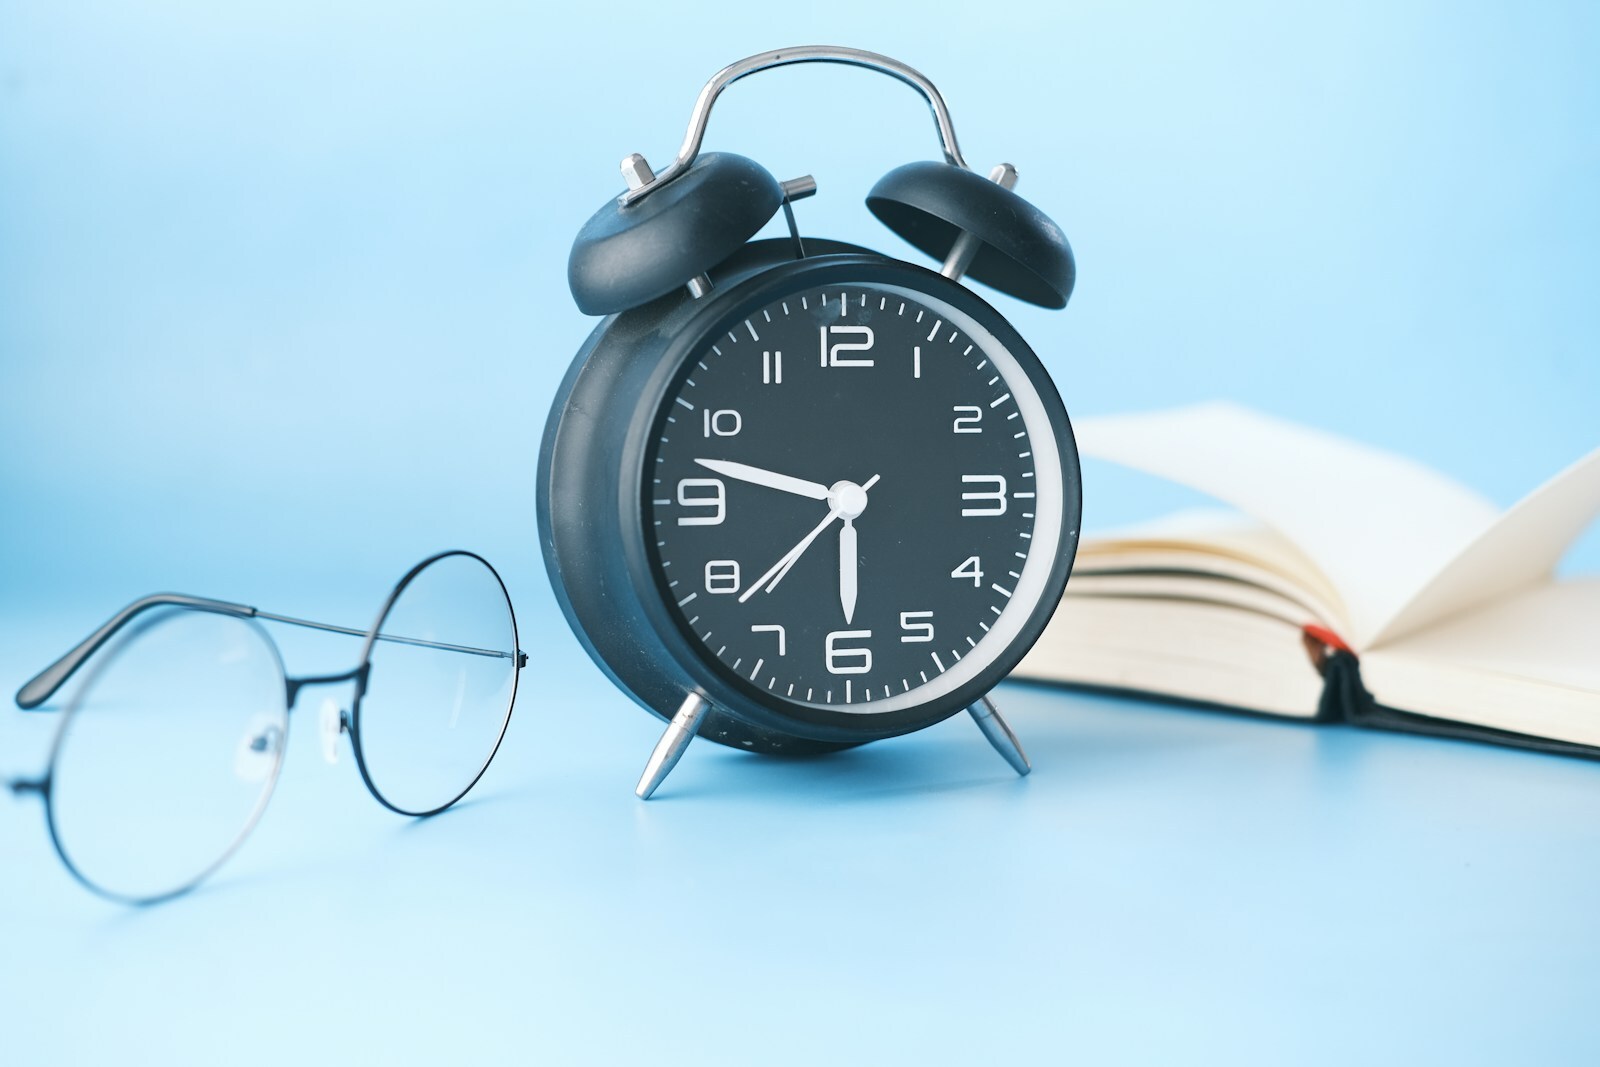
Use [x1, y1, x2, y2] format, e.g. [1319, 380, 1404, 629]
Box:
[635, 692, 710, 799]
[967, 695, 1031, 776]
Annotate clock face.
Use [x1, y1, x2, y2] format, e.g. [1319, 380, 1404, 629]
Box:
[644, 279, 1068, 720]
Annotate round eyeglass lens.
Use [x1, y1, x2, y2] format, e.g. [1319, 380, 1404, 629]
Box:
[355, 553, 518, 815]
[47, 608, 288, 903]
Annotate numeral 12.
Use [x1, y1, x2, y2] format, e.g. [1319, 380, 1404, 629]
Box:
[819, 325, 875, 367]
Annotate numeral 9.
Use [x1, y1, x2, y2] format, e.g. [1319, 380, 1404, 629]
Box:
[676, 478, 726, 526]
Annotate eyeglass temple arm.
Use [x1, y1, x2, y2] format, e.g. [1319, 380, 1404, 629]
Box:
[15, 595, 256, 710]
[256, 611, 524, 663]
[15, 595, 524, 711]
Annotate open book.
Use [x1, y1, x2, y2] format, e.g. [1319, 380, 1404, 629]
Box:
[1016, 404, 1600, 755]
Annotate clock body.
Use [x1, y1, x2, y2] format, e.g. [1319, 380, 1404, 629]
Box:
[538, 238, 1081, 754]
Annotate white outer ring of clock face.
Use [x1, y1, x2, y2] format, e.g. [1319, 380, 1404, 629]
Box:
[678, 280, 1067, 716]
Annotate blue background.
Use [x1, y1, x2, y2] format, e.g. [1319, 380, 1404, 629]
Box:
[2, 2, 1597, 1063]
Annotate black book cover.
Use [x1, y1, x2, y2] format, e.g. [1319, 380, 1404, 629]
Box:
[1313, 642, 1600, 761]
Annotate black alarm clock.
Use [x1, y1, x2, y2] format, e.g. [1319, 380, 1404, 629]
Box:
[538, 46, 1082, 798]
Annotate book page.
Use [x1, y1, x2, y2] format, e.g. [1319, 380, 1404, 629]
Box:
[1359, 579, 1600, 747]
[1075, 509, 1347, 626]
[1371, 446, 1600, 646]
[1017, 595, 1325, 718]
[1369, 578, 1600, 693]
[1075, 403, 1498, 646]
[1079, 508, 1343, 608]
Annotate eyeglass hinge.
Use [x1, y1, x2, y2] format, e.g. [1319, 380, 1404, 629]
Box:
[6, 777, 48, 797]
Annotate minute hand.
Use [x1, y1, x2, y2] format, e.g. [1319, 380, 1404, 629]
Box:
[694, 459, 830, 501]
[740, 510, 839, 603]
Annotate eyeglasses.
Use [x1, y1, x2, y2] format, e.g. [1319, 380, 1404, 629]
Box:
[4, 550, 524, 904]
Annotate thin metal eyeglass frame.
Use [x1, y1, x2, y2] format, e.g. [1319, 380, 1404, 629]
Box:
[346, 550, 526, 817]
[4, 549, 526, 904]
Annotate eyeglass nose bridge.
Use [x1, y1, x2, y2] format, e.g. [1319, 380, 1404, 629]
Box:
[283, 663, 370, 711]
[285, 667, 369, 768]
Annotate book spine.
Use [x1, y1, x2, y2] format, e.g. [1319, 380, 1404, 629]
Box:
[1315, 650, 1370, 723]
[1301, 625, 1365, 723]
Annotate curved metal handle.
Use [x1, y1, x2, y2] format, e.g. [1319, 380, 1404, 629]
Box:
[620, 45, 970, 206]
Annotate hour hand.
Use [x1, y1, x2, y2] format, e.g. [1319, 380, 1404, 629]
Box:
[694, 458, 829, 501]
[839, 520, 858, 624]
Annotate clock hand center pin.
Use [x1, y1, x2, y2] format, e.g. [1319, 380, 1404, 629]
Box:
[826, 478, 871, 520]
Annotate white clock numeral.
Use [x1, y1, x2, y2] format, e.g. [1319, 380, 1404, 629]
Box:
[704, 560, 741, 594]
[825, 630, 873, 675]
[899, 611, 935, 643]
[913, 345, 922, 379]
[952, 406, 982, 434]
[751, 623, 787, 656]
[675, 478, 726, 526]
[960, 475, 1008, 517]
[819, 325, 875, 367]
[702, 408, 742, 437]
[762, 350, 783, 384]
[951, 556, 984, 587]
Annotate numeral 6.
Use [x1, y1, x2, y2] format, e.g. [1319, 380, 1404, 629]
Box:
[825, 630, 873, 675]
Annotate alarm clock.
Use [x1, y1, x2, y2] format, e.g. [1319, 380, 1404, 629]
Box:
[537, 45, 1082, 798]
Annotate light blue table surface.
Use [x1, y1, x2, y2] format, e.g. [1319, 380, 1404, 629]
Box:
[3, 2, 1598, 1064]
